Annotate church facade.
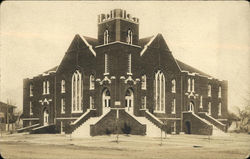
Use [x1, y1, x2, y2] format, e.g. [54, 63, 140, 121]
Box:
[21, 9, 228, 136]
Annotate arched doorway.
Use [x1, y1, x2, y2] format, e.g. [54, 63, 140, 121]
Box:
[188, 101, 194, 112]
[102, 88, 111, 114]
[125, 89, 134, 114]
[43, 109, 49, 126]
[185, 121, 191, 134]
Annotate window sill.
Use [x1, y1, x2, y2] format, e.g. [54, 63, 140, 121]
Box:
[153, 110, 165, 114]
[141, 88, 147, 90]
[127, 72, 133, 76]
[103, 73, 110, 76]
[72, 111, 83, 113]
[171, 112, 176, 114]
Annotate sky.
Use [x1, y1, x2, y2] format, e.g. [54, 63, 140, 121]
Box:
[0, 1, 249, 113]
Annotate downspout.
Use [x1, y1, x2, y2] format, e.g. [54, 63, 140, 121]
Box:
[180, 75, 183, 132]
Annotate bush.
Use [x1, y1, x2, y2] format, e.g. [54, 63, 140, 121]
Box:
[122, 123, 131, 135]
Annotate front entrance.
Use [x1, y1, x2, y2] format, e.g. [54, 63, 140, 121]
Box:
[188, 101, 194, 112]
[185, 121, 191, 134]
[43, 109, 49, 126]
[125, 89, 134, 114]
[102, 88, 111, 114]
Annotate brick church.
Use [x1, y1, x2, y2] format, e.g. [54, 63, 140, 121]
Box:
[21, 9, 228, 136]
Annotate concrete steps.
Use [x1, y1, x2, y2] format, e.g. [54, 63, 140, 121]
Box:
[125, 111, 162, 137]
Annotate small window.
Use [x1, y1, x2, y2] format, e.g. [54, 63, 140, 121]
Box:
[61, 98, 65, 114]
[208, 84, 211, 97]
[171, 98, 176, 114]
[218, 86, 221, 98]
[188, 78, 191, 92]
[89, 75, 95, 90]
[30, 84, 33, 96]
[127, 29, 133, 44]
[172, 79, 176, 93]
[128, 54, 131, 74]
[104, 30, 109, 44]
[104, 54, 108, 74]
[192, 79, 195, 92]
[208, 102, 211, 115]
[200, 96, 203, 108]
[30, 101, 33, 115]
[90, 96, 94, 109]
[43, 81, 46, 94]
[141, 96, 146, 109]
[46, 81, 50, 94]
[141, 75, 147, 90]
[61, 80, 65, 93]
[218, 103, 222, 116]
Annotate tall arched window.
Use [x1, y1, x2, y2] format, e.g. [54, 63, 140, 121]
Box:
[61, 80, 65, 93]
[104, 30, 109, 44]
[154, 70, 165, 113]
[188, 78, 191, 92]
[192, 79, 195, 92]
[30, 84, 33, 96]
[104, 54, 108, 74]
[46, 81, 50, 94]
[218, 102, 222, 116]
[208, 102, 211, 115]
[200, 96, 203, 108]
[171, 79, 176, 93]
[208, 84, 212, 97]
[72, 70, 83, 113]
[89, 75, 95, 90]
[127, 29, 133, 44]
[141, 75, 147, 90]
[218, 86, 221, 98]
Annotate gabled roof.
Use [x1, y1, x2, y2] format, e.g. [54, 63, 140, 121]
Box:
[43, 66, 58, 74]
[138, 36, 154, 47]
[0, 101, 16, 108]
[176, 59, 212, 78]
[82, 36, 99, 47]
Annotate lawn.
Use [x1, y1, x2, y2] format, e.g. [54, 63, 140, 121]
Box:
[0, 133, 249, 159]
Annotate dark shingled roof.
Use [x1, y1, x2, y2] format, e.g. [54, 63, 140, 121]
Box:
[0, 101, 16, 108]
[83, 36, 99, 47]
[43, 66, 58, 74]
[176, 59, 212, 78]
[138, 36, 154, 47]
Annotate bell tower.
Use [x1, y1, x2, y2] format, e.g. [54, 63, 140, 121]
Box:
[97, 9, 139, 45]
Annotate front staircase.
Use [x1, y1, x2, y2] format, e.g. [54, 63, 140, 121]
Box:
[71, 110, 111, 138]
[125, 109, 165, 137]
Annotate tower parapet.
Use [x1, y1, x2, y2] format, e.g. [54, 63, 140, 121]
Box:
[98, 9, 139, 24]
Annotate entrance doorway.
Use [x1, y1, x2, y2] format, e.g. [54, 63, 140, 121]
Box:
[188, 101, 194, 112]
[43, 109, 49, 126]
[125, 89, 134, 114]
[185, 121, 191, 134]
[102, 88, 111, 114]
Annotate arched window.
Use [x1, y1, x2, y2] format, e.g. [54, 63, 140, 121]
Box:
[61, 80, 65, 93]
[154, 70, 165, 113]
[128, 54, 132, 74]
[172, 79, 176, 93]
[90, 96, 94, 109]
[89, 75, 95, 90]
[171, 98, 176, 114]
[61, 98, 65, 114]
[30, 84, 33, 96]
[104, 30, 109, 44]
[102, 88, 111, 114]
[141, 75, 147, 90]
[208, 84, 212, 97]
[218, 86, 221, 98]
[30, 101, 33, 115]
[72, 70, 82, 113]
[200, 96, 203, 108]
[127, 29, 133, 44]
[192, 79, 195, 92]
[46, 81, 50, 94]
[218, 102, 222, 116]
[43, 81, 46, 94]
[208, 102, 211, 115]
[104, 54, 108, 74]
[141, 96, 146, 109]
[188, 101, 194, 112]
[188, 78, 191, 92]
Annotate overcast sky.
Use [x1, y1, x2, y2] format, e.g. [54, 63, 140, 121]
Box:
[1, 1, 249, 112]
